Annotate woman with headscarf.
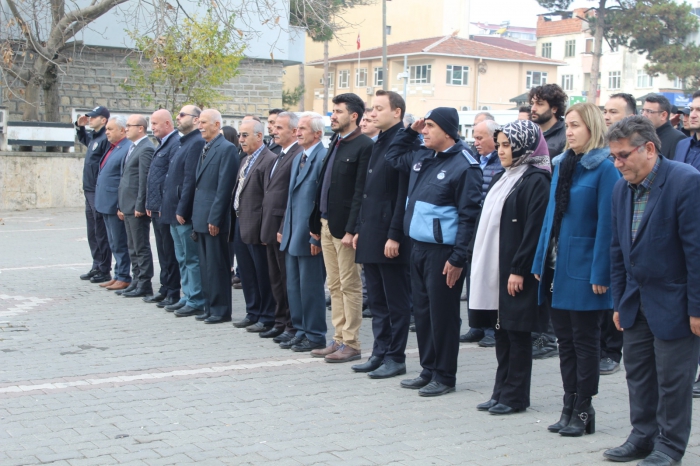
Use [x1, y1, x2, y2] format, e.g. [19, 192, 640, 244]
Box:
[532, 102, 621, 437]
[470, 119, 552, 415]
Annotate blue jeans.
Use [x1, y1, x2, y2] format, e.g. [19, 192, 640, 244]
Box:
[170, 223, 205, 310]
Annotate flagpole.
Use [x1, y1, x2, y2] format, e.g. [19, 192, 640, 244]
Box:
[357, 32, 361, 89]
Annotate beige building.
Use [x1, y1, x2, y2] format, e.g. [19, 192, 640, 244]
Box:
[305, 36, 563, 117]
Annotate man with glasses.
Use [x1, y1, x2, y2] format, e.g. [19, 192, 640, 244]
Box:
[76, 106, 113, 284]
[641, 94, 686, 160]
[604, 115, 700, 466]
[142, 110, 182, 305]
[117, 115, 155, 297]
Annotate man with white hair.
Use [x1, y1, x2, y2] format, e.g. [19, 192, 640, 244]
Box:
[192, 109, 239, 324]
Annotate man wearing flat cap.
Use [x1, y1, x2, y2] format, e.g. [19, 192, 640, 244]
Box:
[385, 107, 483, 397]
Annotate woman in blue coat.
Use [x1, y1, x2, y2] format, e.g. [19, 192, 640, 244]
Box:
[531, 102, 621, 437]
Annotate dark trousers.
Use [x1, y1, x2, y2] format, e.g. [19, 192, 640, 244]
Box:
[233, 222, 276, 326]
[492, 328, 533, 409]
[365, 263, 412, 364]
[411, 241, 465, 387]
[84, 191, 111, 273]
[152, 215, 180, 298]
[600, 309, 623, 362]
[123, 214, 153, 289]
[623, 308, 700, 461]
[102, 213, 131, 283]
[286, 252, 326, 345]
[197, 230, 232, 319]
[550, 306, 602, 398]
[267, 243, 293, 332]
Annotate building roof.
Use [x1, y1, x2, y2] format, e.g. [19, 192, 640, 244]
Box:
[307, 36, 564, 66]
[536, 9, 587, 37]
[471, 22, 536, 34]
[470, 36, 536, 55]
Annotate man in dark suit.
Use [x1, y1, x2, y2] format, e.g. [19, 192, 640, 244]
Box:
[279, 112, 328, 352]
[161, 105, 206, 317]
[604, 116, 700, 466]
[117, 115, 155, 298]
[76, 106, 112, 283]
[192, 109, 239, 324]
[351, 90, 412, 378]
[265, 109, 283, 155]
[259, 112, 302, 339]
[309, 93, 374, 363]
[94, 116, 133, 291]
[231, 119, 278, 332]
[674, 91, 700, 171]
[144, 109, 182, 305]
[642, 94, 687, 160]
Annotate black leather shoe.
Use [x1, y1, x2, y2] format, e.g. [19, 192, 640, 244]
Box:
[259, 327, 284, 339]
[195, 313, 209, 321]
[90, 272, 112, 284]
[122, 288, 154, 298]
[232, 318, 254, 328]
[164, 301, 186, 312]
[246, 322, 272, 333]
[351, 355, 383, 373]
[637, 451, 679, 466]
[459, 328, 485, 343]
[478, 334, 496, 347]
[273, 331, 295, 343]
[489, 403, 523, 415]
[115, 282, 137, 296]
[291, 338, 325, 352]
[368, 360, 406, 379]
[362, 308, 373, 318]
[280, 335, 304, 349]
[600, 357, 621, 375]
[603, 442, 653, 463]
[80, 269, 99, 280]
[156, 296, 178, 308]
[174, 306, 204, 317]
[142, 293, 166, 303]
[203, 316, 232, 324]
[477, 399, 498, 411]
[418, 381, 455, 397]
[400, 376, 431, 390]
[549, 393, 576, 432]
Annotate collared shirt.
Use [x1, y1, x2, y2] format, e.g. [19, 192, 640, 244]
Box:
[159, 130, 177, 146]
[234, 144, 265, 211]
[100, 138, 126, 169]
[270, 142, 297, 177]
[629, 156, 662, 242]
[299, 141, 321, 172]
[201, 133, 222, 162]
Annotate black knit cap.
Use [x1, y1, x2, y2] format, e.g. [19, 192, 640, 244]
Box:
[424, 107, 460, 142]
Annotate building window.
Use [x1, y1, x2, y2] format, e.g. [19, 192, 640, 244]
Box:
[409, 64, 432, 84]
[636, 70, 653, 88]
[446, 65, 469, 86]
[672, 77, 683, 89]
[374, 67, 383, 86]
[561, 74, 574, 91]
[565, 39, 576, 57]
[585, 38, 594, 54]
[526, 71, 548, 89]
[338, 69, 349, 89]
[320, 72, 334, 88]
[608, 71, 621, 89]
[541, 42, 552, 58]
[355, 68, 367, 87]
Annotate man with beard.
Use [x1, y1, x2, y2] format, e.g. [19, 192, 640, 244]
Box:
[529, 83, 567, 157]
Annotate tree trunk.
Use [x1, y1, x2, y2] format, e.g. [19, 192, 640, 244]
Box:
[43, 64, 60, 122]
[588, 0, 606, 104]
[299, 64, 305, 111]
[23, 75, 40, 121]
[323, 40, 329, 116]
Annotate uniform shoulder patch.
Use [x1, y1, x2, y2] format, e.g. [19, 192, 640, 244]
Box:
[461, 149, 478, 166]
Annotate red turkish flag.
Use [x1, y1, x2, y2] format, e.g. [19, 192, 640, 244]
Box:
[357, 33, 361, 50]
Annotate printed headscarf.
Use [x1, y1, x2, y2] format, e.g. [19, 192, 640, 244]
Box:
[494, 119, 551, 172]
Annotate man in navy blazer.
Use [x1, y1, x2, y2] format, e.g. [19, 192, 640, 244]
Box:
[192, 109, 239, 324]
[95, 116, 133, 290]
[673, 91, 700, 171]
[605, 116, 700, 466]
[278, 112, 328, 351]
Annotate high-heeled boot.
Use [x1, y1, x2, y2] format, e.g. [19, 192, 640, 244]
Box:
[559, 396, 595, 436]
[548, 392, 575, 433]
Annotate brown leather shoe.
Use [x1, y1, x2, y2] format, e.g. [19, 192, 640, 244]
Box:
[99, 279, 117, 288]
[310, 341, 340, 358]
[324, 344, 361, 363]
[106, 280, 130, 290]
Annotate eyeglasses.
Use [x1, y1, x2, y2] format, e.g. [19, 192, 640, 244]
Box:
[125, 124, 144, 128]
[610, 144, 644, 161]
[178, 112, 198, 118]
[239, 133, 250, 138]
[641, 109, 663, 115]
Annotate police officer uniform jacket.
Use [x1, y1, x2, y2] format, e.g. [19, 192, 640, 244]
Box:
[78, 125, 110, 192]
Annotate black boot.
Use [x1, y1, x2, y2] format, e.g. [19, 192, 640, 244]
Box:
[559, 396, 595, 436]
[548, 392, 575, 433]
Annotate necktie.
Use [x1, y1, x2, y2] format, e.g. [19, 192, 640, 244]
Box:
[234, 157, 252, 211]
[299, 152, 308, 170]
[270, 150, 285, 178]
[125, 145, 135, 165]
[100, 144, 116, 169]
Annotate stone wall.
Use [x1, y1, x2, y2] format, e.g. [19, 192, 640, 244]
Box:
[3, 46, 284, 124]
[0, 152, 84, 211]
